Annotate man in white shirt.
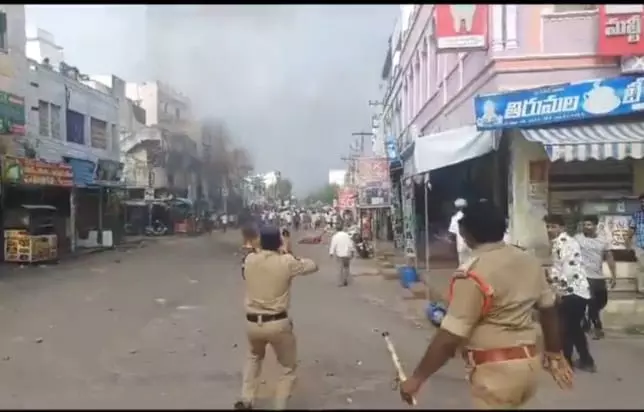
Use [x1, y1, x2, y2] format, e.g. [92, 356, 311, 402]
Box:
[329, 225, 355, 287]
[544, 214, 596, 372]
[448, 198, 469, 265]
[220, 213, 229, 232]
[574, 215, 617, 340]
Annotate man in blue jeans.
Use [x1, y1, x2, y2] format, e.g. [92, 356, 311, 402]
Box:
[628, 194, 644, 292]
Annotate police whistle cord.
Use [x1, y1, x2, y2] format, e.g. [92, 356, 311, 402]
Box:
[381, 331, 417, 406]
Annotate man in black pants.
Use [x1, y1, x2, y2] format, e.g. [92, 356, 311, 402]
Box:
[544, 215, 596, 373]
[575, 215, 617, 340]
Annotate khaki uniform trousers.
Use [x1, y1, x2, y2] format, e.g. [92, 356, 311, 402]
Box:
[241, 317, 297, 410]
[469, 356, 540, 409]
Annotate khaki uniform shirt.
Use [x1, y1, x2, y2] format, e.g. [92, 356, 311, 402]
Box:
[244, 250, 317, 315]
[440, 242, 557, 350]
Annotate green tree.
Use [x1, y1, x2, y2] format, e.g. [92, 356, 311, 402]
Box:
[267, 178, 293, 201]
[306, 183, 339, 205]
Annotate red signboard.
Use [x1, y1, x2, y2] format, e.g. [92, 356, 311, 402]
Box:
[434, 5, 488, 52]
[598, 5, 644, 56]
[356, 157, 389, 186]
[337, 187, 356, 210]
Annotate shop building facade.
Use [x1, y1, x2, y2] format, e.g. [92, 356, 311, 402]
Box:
[377, 5, 644, 277]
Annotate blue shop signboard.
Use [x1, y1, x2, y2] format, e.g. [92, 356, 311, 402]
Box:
[474, 75, 644, 130]
[385, 137, 402, 170]
[66, 157, 96, 187]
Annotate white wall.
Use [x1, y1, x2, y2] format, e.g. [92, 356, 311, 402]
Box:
[25, 27, 64, 68]
[24, 60, 120, 163]
[508, 131, 551, 260]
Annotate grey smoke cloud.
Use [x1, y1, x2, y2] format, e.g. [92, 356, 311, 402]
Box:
[26, 5, 397, 193]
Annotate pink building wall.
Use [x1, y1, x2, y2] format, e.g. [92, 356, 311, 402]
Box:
[396, 5, 621, 143]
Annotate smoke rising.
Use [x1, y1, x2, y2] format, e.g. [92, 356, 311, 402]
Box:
[26, 5, 397, 193]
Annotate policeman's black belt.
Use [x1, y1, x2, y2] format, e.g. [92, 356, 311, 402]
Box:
[246, 312, 288, 323]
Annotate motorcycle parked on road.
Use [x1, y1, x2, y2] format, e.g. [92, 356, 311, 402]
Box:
[145, 220, 168, 236]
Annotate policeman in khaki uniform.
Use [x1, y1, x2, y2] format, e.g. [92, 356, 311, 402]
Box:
[400, 200, 573, 409]
[235, 226, 318, 410]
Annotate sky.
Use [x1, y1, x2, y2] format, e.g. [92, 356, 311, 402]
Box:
[25, 5, 397, 194]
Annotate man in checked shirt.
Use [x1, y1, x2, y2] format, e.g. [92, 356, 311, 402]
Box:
[544, 214, 596, 373]
[628, 194, 644, 293]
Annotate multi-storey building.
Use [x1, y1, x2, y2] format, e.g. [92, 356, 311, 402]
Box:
[379, 5, 644, 287]
[0, 5, 29, 156]
[125, 80, 202, 201]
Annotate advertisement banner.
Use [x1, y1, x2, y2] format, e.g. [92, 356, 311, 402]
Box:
[474, 75, 644, 130]
[356, 157, 389, 186]
[598, 5, 644, 56]
[385, 137, 402, 169]
[358, 183, 391, 208]
[337, 187, 356, 210]
[2, 156, 73, 187]
[435, 5, 488, 52]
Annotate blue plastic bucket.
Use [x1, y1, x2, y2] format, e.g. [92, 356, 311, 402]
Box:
[399, 265, 419, 289]
[426, 301, 446, 327]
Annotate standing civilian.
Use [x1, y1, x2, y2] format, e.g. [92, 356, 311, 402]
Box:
[628, 193, 644, 292]
[575, 215, 617, 340]
[448, 198, 469, 265]
[329, 225, 355, 287]
[544, 215, 596, 372]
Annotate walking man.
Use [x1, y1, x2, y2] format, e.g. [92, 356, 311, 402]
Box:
[544, 214, 596, 372]
[221, 213, 228, 233]
[448, 198, 469, 265]
[329, 224, 355, 287]
[399, 200, 573, 409]
[235, 226, 319, 410]
[574, 215, 617, 340]
[629, 193, 644, 292]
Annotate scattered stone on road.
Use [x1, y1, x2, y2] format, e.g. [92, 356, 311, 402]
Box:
[0, 232, 638, 409]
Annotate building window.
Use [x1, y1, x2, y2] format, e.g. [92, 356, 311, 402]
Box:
[38, 100, 50, 137]
[0, 12, 7, 51]
[175, 107, 180, 120]
[111, 123, 118, 152]
[50, 104, 61, 139]
[90, 117, 108, 149]
[553, 5, 596, 13]
[66, 110, 85, 144]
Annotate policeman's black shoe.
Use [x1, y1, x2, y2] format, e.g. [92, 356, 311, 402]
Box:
[233, 401, 252, 410]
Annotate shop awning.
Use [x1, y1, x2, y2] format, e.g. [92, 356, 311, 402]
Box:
[413, 125, 498, 175]
[520, 122, 644, 162]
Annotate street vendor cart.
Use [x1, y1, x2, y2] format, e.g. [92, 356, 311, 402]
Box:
[3, 204, 58, 263]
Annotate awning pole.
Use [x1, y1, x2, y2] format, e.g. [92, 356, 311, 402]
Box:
[423, 173, 430, 298]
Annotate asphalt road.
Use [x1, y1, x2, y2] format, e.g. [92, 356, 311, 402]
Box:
[0, 232, 640, 409]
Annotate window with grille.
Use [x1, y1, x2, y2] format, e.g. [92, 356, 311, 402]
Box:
[38, 100, 49, 137]
[50, 104, 61, 139]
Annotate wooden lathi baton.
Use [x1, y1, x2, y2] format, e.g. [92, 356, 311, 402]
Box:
[382, 331, 417, 406]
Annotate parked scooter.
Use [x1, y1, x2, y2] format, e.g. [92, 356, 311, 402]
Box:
[351, 232, 373, 259]
[145, 220, 168, 236]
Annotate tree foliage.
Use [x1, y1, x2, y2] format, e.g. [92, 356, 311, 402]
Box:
[267, 178, 293, 201]
[305, 183, 339, 205]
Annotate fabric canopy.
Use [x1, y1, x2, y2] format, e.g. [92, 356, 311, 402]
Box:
[520, 121, 644, 162]
[413, 125, 498, 175]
